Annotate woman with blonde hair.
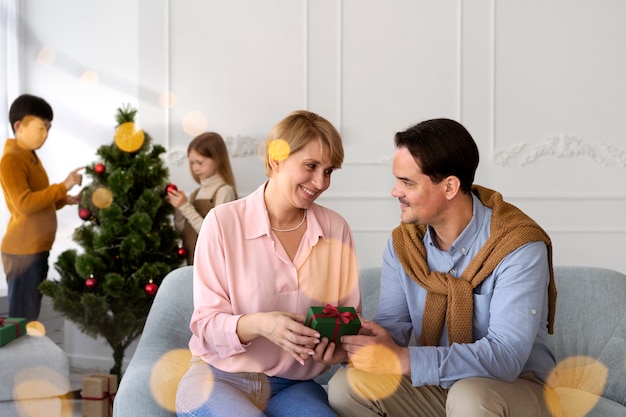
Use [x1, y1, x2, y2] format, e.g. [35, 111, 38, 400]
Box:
[176, 110, 361, 417]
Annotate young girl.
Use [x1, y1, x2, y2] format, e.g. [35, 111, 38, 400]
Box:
[167, 132, 237, 264]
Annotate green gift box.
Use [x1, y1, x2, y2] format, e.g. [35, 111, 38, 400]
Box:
[0, 317, 28, 347]
[306, 305, 361, 344]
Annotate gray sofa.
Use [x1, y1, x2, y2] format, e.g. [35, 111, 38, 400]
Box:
[113, 265, 626, 417]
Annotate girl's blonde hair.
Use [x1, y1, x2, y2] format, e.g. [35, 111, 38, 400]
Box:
[188, 132, 237, 197]
[264, 110, 344, 177]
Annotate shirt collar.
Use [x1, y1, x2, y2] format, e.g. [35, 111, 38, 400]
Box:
[243, 180, 325, 243]
[425, 192, 488, 256]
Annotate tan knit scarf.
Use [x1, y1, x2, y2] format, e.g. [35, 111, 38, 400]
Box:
[392, 185, 556, 346]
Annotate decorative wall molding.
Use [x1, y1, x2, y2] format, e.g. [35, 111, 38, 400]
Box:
[167, 134, 262, 166]
[224, 135, 262, 157]
[493, 134, 624, 167]
[603, 143, 626, 167]
[489, 1, 625, 170]
[166, 148, 187, 166]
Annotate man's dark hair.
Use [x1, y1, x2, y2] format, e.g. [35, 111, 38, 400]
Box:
[9, 94, 54, 133]
[394, 118, 479, 194]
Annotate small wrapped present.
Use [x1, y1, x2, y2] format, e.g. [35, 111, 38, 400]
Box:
[81, 373, 117, 417]
[0, 317, 28, 347]
[306, 304, 361, 344]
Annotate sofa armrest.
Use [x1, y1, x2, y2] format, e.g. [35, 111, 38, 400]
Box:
[113, 266, 194, 417]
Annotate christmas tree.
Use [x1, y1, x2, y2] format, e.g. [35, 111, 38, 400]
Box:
[40, 104, 184, 381]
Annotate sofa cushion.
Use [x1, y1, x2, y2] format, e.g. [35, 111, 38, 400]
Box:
[114, 265, 626, 417]
[0, 334, 70, 402]
[548, 266, 626, 410]
[114, 265, 194, 417]
[598, 316, 626, 408]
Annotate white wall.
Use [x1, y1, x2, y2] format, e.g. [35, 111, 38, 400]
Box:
[3, 0, 625, 371]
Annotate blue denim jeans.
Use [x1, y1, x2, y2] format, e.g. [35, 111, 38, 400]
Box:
[176, 356, 338, 417]
[2, 252, 49, 321]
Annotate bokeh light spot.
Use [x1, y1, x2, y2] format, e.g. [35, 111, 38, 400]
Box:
[182, 111, 208, 137]
[91, 187, 113, 209]
[545, 355, 608, 417]
[114, 122, 145, 152]
[150, 349, 193, 411]
[160, 91, 177, 108]
[298, 240, 359, 305]
[268, 139, 290, 162]
[13, 366, 70, 416]
[80, 70, 100, 86]
[37, 46, 56, 65]
[26, 321, 46, 336]
[346, 345, 403, 400]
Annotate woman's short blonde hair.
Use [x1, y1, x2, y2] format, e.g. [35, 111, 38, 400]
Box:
[263, 110, 344, 177]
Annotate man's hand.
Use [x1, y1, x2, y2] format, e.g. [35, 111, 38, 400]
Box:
[340, 318, 410, 375]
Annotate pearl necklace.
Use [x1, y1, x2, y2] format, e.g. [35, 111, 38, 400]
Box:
[270, 210, 307, 232]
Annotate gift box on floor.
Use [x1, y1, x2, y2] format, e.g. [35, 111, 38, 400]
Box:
[81, 373, 117, 417]
[0, 317, 28, 347]
[306, 304, 361, 344]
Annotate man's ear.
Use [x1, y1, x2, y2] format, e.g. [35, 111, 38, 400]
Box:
[443, 176, 461, 200]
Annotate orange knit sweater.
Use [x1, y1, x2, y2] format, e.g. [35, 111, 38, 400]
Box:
[0, 139, 67, 255]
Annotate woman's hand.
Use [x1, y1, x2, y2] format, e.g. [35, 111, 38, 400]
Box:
[166, 189, 188, 208]
[237, 311, 321, 365]
[303, 336, 349, 366]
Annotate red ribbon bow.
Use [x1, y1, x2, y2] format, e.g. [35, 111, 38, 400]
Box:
[322, 304, 356, 324]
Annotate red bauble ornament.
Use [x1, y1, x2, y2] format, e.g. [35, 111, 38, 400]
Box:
[177, 246, 188, 258]
[86, 275, 97, 289]
[79, 207, 92, 220]
[145, 281, 158, 296]
[94, 163, 106, 175]
[165, 183, 178, 193]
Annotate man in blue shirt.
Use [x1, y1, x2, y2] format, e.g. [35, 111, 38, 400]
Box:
[327, 118, 559, 417]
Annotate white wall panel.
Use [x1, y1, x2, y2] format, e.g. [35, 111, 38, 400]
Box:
[164, 0, 310, 196]
[341, 0, 461, 162]
[482, 0, 626, 196]
[4, 0, 625, 370]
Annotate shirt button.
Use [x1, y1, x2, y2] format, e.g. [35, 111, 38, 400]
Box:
[531, 309, 537, 315]
[449, 268, 456, 274]
[461, 247, 467, 254]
